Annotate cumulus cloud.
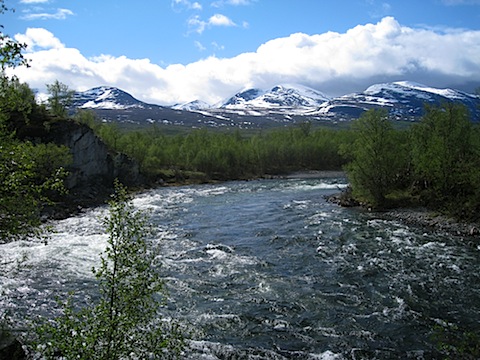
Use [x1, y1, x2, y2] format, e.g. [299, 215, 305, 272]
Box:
[208, 14, 236, 26]
[15, 27, 64, 51]
[188, 13, 237, 33]
[10, 17, 480, 105]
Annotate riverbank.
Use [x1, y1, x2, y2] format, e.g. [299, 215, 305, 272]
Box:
[278, 170, 347, 179]
[380, 207, 480, 240]
[327, 189, 480, 242]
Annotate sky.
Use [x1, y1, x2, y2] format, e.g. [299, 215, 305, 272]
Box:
[2, 0, 480, 105]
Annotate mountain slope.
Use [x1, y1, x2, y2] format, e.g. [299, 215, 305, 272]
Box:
[172, 100, 211, 111]
[72, 86, 151, 110]
[316, 81, 480, 121]
[70, 87, 284, 129]
[69, 82, 480, 129]
[221, 84, 330, 112]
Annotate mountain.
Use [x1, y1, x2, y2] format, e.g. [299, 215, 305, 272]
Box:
[221, 84, 330, 113]
[315, 81, 480, 121]
[70, 82, 480, 129]
[172, 100, 211, 111]
[70, 87, 283, 129]
[72, 86, 150, 110]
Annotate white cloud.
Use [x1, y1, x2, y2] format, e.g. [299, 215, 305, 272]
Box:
[208, 14, 236, 26]
[194, 40, 206, 51]
[212, 41, 225, 50]
[20, 0, 50, 3]
[21, 8, 74, 21]
[9, 17, 480, 106]
[15, 27, 64, 50]
[172, 0, 202, 11]
[188, 15, 207, 34]
[188, 13, 237, 33]
[211, 0, 254, 7]
[20, 0, 50, 4]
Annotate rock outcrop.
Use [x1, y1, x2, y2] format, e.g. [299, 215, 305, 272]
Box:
[45, 120, 141, 189]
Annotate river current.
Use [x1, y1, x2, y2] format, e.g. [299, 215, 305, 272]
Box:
[1, 176, 480, 359]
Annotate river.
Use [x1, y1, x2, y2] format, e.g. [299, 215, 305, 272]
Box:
[1, 175, 480, 359]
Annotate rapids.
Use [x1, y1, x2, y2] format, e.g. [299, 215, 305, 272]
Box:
[1, 176, 479, 359]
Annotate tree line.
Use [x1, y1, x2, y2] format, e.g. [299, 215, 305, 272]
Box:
[79, 114, 353, 182]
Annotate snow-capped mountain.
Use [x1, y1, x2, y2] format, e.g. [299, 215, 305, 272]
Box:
[69, 82, 480, 129]
[72, 86, 150, 110]
[316, 81, 480, 120]
[221, 84, 330, 111]
[172, 100, 211, 111]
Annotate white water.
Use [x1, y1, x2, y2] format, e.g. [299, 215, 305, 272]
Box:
[1, 177, 480, 359]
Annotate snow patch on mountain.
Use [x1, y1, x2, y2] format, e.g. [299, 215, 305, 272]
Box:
[221, 84, 330, 112]
[72, 86, 147, 110]
[365, 81, 470, 101]
[172, 100, 211, 111]
[70, 82, 480, 127]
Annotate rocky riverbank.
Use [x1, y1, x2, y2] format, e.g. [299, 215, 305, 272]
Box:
[327, 189, 480, 242]
[380, 207, 480, 240]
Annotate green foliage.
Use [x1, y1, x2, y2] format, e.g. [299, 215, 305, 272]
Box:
[343, 109, 408, 208]
[0, 2, 72, 242]
[46, 80, 74, 118]
[410, 103, 475, 206]
[0, 135, 70, 242]
[0, 1, 29, 72]
[0, 76, 36, 126]
[344, 103, 480, 219]
[73, 109, 101, 130]
[412, 104, 472, 195]
[433, 324, 480, 359]
[93, 123, 352, 182]
[0, 78, 71, 243]
[33, 181, 184, 359]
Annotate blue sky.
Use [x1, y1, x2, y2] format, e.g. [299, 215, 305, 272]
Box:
[3, 0, 480, 105]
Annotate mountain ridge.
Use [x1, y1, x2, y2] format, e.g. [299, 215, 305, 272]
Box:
[71, 82, 480, 128]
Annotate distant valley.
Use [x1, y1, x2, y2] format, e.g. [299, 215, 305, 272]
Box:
[71, 82, 480, 129]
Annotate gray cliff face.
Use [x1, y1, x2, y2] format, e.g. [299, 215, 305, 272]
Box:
[47, 121, 140, 189]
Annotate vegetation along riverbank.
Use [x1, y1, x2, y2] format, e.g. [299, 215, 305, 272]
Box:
[1, 1, 480, 356]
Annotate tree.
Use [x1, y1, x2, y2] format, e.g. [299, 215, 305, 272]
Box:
[0, 136, 70, 242]
[410, 103, 474, 205]
[74, 109, 100, 130]
[0, 1, 28, 72]
[0, 9, 70, 242]
[46, 80, 74, 118]
[34, 182, 184, 359]
[344, 109, 407, 208]
[0, 75, 37, 134]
